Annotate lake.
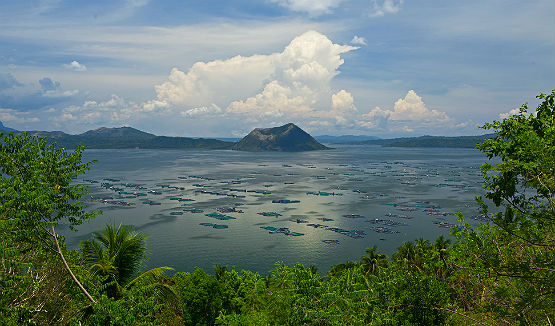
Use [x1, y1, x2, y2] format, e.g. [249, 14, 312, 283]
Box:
[60, 145, 489, 274]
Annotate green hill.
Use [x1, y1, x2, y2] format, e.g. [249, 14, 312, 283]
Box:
[344, 134, 496, 148]
[27, 126, 234, 149]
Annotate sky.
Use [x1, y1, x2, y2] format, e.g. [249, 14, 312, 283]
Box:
[0, 0, 553, 138]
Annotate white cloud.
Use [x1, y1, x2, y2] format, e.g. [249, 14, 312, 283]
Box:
[499, 108, 520, 120]
[389, 90, 449, 121]
[62, 60, 87, 72]
[332, 89, 354, 110]
[269, 0, 342, 16]
[370, 0, 404, 17]
[0, 107, 39, 123]
[181, 104, 222, 118]
[359, 90, 451, 131]
[227, 81, 312, 120]
[148, 30, 357, 124]
[350, 35, 367, 45]
[57, 95, 137, 125]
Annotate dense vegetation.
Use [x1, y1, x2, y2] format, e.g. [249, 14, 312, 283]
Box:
[1, 91, 554, 325]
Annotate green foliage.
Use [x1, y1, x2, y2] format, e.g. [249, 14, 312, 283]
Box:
[1, 132, 100, 323]
[453, 90, 555, 324]
[81, 224, 148, 289]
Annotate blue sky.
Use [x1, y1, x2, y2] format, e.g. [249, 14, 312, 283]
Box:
[0, 0, 553, 137]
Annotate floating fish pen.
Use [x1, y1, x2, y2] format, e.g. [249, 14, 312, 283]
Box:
[179, 198, 195, 202]
[148, 190, 162, 195]
[317, 218, 334, 222]
[134, 192, 147, 196]
[199, 222, 227, 229]
[306, 223, 328, 228]
[433, 221, 462, 229]
[326, 227, 366, 238]
[272, 199, 300, 204]
[257, 212, 282, 217]
[260, 226, 304, 236]
[189, 209, 204, 213]
[170, 197, 181, 200]
[91, 198, 133, 206]
[385, 213, 412, 219]
[342, 214, 366, 219]
[367, 218, 408, 226]
[170, 212, 183, 215]
[217, 207, 244, 213]
[290, 219, 308, 223]
[426, 211, 453, 217]
[205, 213, 236, 220]
[248, 190, 272, 195]
[370, 227, 399, 234]
[386, 202, 440, 209]
[322, 240, 340, 245]
[142, 200, 161, 205]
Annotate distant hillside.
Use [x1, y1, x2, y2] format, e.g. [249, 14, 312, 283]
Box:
[233, 123, 328, 152]
[343, 134, 496, 148]
[0, 121, 18, 132]
[315, 134, 380, 144]
[27, 127, 234, 150]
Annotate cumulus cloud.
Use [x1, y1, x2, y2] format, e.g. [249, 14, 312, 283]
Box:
[269, 0, 342, 16]
[350, 35, 367, 45]
[0, 107, 39, 123]
[147, 30, 357, 125]
[38, 77, 79, 98]
[389, 90, 449, 121]
[58, 95, 136, 125]
[370, 0, 404, 17]
[359, 90, 451, 131]
[332, 89, 355, 110]
[499, 108, 521, 120]
[181, 104, 222, 118]
[0, 73, 23, 90]
[39, 77, 60, 91]
[62, 60, 87, 72]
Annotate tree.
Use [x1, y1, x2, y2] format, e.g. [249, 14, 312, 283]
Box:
[452, 91, 555, 324]
[360, 246, 387, 276]
[0, 132, 98, 304]
[81, 223, 174, 300]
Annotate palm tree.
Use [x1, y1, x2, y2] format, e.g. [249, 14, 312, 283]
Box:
[434, 235, 452, 278]
[393, 241, 416, 264]
[360, 246, 387, 276]
[81, 224, 174, 299]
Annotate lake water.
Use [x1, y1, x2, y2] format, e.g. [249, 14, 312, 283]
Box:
[60, 145, 489, 274]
